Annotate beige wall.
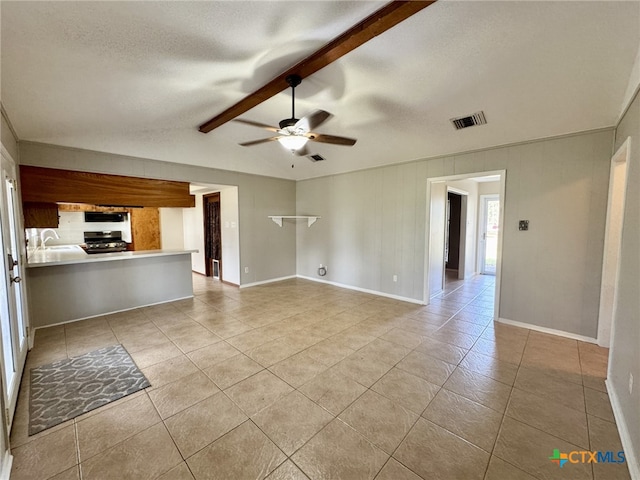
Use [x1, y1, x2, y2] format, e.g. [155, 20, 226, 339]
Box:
[18, 141, 297, 286]
[609, 89, 640, 477]
[296, 129, 613, 339]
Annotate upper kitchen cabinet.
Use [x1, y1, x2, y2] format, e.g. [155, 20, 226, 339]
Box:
[23, 202, 59, 228]
[19, 166, 196, 208]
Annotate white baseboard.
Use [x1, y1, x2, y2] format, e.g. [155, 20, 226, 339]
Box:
[239, 275, 297, 289]
[497, 317, 597, 344]
[606, 379, 640, 480]
[296, 275, 424, 305]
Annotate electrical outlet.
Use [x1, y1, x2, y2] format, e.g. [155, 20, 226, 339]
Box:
[393, 275, 398, 282]
[244, 267, 249, 274]
[630, 373, 634, 395]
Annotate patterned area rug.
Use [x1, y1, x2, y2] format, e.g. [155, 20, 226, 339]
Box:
[29, 344, 150, 435]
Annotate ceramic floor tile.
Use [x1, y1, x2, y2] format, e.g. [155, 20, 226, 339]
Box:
[140, 355, 199, 391]
[77, 393, 161, 461]
[514, 366, 585, 412]
[332, 351, 394, 387]
[471, 337, 524, 365]
[584, 387, 615, 423]
[164, 392, 248, 458]
[10, 424, 77, 480]
[356, 338, 411, 366]
[374, 458, 422, 480]
[494, 416, 592, 480]
[371, 367, 440, 415]
[588, 415, 631, 480]
[396, 350, 456, 386]
[265, 460, 310, 479]
[81, 423, 182, 480]
[460, 350, 519, 385]
[506, 387, 589, 449]
[148, 371, 220, 419]
[128, 341, 184, 369]
[394, 418, 489, 480]
[224, 369, 294, 417]
[484, 456, 538, 480]
[298, 368, 367, 415]
[415, 337, 468, 365]
[422, 388, 503, 452]
[156, 462, 195, 480]
[379, 328, 425, 349]
[203, 353, 264, 390]
[339, 390, 418, 454]
[269, 351, 329, 388]
[303, 339, 356, 366]
[442, 367, 512, 413]
[186, 420, 286, 480]
[186, 341, 240, 370]
[252, 390, 334, 455]
[292, 419, 389, 480]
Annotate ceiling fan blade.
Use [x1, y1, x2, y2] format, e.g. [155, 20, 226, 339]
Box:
[239, 137, 281, 147]
[296, 110, 332, 132]
[308, 133, 357, 146]
[233, 118, 280, 132]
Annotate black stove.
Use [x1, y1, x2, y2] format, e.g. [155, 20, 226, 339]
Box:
[83, 231, 128, 254]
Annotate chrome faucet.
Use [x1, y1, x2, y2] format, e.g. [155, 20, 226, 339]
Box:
[40, 229, 59, 248]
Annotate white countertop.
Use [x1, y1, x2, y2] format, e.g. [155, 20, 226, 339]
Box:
[27, 245, 197, 268]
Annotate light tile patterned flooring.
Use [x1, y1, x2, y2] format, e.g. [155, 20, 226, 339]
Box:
[10, 274, 631, 479]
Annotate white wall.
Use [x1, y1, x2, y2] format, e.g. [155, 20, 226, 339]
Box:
[297, 129, 613, 339]
[159, 208, 184, 250]
[478, 181, 500, 196]
[183, 193, 205, 274]
[220, 187, 240, 285]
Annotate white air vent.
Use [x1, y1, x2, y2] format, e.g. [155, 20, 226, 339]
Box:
[308, 154, 325, 162]
[450, 111, 487, 130]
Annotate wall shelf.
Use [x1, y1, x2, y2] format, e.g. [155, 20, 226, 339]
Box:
[268, 215, 320, 227]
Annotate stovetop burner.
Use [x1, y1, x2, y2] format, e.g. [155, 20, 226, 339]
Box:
[83, 231, 128, 254]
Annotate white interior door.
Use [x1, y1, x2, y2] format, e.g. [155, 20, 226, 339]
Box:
[428, 182, 447, 298]
[479, 195, 500, 275]
[0, 149, 29, 429]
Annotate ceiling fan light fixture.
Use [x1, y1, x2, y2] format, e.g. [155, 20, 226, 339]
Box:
[278, 135, 308, 151]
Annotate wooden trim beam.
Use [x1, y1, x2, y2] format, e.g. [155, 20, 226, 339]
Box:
[198, 0, 435, 133]
[19, 166, 196, 208]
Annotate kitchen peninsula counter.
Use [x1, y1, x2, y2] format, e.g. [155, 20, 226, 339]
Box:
[26, 247, 197, 329]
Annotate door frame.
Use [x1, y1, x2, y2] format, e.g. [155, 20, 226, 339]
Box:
[597, 137, 630, 348]
[446, 187, 469, 279]
[203, 192, 222, 280]
[0, 145, 29, 434]
[478, 194, 500, 275]
[425, 170, 506, 321]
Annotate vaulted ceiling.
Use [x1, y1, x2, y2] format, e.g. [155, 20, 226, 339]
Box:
[2, 1, 639, 180]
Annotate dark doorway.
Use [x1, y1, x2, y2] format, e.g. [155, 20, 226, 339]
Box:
[203, 192, 222, 279]
[446, 192, 462, 271]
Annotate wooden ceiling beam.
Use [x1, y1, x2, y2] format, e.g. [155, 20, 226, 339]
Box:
[198, 0, 435, 133]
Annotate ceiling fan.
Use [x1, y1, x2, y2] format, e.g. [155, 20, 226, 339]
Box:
[233, 74, 357, 156]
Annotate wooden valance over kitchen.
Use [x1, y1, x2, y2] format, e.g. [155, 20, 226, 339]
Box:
[19, 166, 195, 208]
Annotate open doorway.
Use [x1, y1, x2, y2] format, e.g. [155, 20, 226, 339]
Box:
[425, 171, 505, 319]
[597, 137, 630, 348]
[479, 194, 500, 275]
[203, 192, 222, 279]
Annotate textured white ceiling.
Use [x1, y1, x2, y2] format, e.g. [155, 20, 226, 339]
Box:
[2, 1, 639, 181]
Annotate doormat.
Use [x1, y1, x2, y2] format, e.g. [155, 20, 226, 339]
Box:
[29, 344, 150, 435]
